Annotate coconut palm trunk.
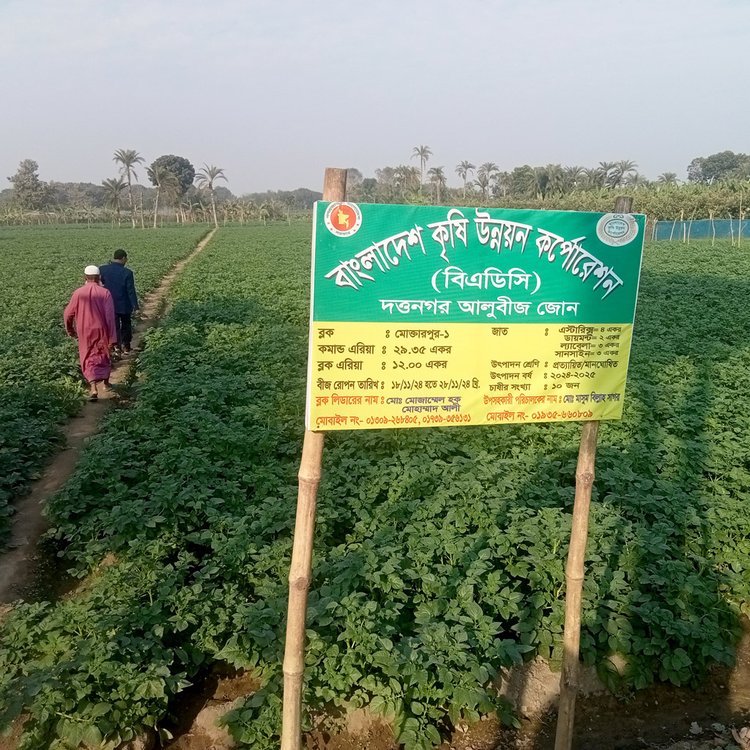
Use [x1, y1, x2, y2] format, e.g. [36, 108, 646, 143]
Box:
[126, 175, 135, 227]
[113, 149, 145, 229]
[153, 187, 160, 228]
[196, 165, 227, 229]
[211, 190, 218, 228]
[411, 145, 432, 194]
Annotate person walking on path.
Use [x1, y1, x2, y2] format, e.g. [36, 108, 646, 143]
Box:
[100, 248, 139, 355]
[63, 265, 117, 401]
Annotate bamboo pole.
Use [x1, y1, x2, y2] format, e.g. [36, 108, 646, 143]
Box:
[281, 167, 347, 750]
[554, 196, 632, 750]
[554, 420, 599, 749]
[739, 193, 743, 248]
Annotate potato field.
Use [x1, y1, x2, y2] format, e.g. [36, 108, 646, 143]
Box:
[0, 226, 209, 548]
[1, 224, 750, 749]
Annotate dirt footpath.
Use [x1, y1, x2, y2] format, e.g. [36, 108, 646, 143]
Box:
[0, 229, 216, 604]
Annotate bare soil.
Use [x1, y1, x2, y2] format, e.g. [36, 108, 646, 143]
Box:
[159, 620, 750, 750]
[0, 229, 216, 604]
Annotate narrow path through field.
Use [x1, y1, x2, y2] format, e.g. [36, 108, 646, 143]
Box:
[0, 228, 217, 605]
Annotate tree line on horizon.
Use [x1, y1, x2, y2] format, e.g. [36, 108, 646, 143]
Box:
[345, 145, 750, 205]
[2, 147, 749, 226]
[1, 151, 324, 227]
[3, 152, 230, 228]
[338, 146, 750, 221]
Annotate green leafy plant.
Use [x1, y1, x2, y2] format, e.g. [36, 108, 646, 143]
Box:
[0, 225, 209, 548]
[1, 231, 749, 749]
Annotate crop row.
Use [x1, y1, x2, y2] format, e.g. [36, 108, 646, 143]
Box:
[0, 225, 209, 547]
[1, 228, 750, 749]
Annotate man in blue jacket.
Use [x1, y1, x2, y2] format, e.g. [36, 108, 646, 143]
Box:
[100, 249, 139, 354]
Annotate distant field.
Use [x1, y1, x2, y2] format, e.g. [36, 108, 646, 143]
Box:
[0, 225, 209, 546]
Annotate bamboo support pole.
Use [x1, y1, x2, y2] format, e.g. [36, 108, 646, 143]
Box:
[554, 196, 632, 750]
[281, 168, 347, 750]
[553, 420, 600, 750]
[739, 194, 743, 247]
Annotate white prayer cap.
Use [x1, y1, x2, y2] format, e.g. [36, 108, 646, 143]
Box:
[84, 265, 100, 275]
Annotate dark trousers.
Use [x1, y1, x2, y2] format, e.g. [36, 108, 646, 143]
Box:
[115, 313, 133, 349]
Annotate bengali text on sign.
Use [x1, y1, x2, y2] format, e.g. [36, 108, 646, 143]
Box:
[306, 203, 645, 431]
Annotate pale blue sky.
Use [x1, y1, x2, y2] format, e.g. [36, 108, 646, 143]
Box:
[1, 0, 747, 194]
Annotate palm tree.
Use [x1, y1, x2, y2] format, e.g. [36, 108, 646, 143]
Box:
[427, 166, 447, 204]
[474, 173, 491, 200]
[607, 160, 638, 188]
[455, 161, 475, 198]
[492, 171, 510, 198]
[101, 177, 127, 226]
[113, 149, 145, 228]
[543, 164, 565, 197]
[195, 164, 228, 228]
[624, 171, 648, 189]
[563, 165, 585, 192]
[583, 167, 606, 189]
[411, 145, 432, 188]
[657, 172, 679, 186]
[597, 161, 616, 188]
[478, 162, 499, 181]
[393, 165, 420, 201]
[145, 165, 179, 228]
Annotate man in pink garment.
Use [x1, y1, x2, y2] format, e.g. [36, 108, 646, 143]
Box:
[63, 265, 118, 401]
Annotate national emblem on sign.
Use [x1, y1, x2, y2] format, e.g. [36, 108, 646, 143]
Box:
[324, 202, 362, 238]
[596, 213, 639, 247]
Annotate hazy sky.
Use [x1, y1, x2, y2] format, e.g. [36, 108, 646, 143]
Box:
[1, 0, 747, 195]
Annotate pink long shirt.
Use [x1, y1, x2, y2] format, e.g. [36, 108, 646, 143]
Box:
[63, 282, 117, 382]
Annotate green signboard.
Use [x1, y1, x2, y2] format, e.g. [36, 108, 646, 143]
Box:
[307, 202, 645, 431]
[312, 203, 644, 325]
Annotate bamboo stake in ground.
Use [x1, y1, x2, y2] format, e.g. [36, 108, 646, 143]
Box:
[554, 196, 632, 750]
[739, 193, 743, 247]
[281, 167, 347, 750]
[553, 420, 600, 750]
